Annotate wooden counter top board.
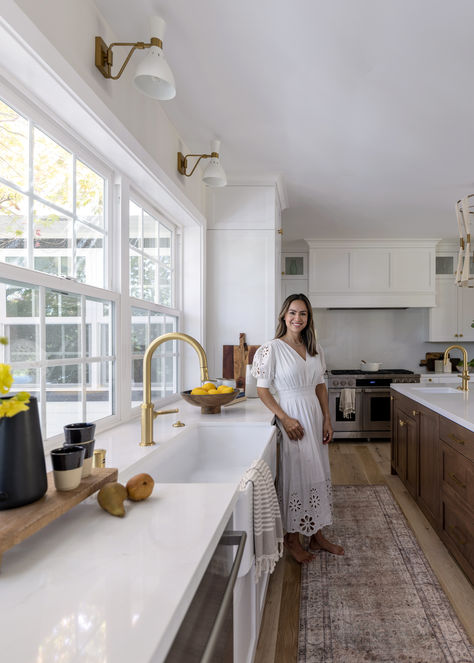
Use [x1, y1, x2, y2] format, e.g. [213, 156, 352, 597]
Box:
[223, 332, 260, 389]
[0, 467, 118, 559]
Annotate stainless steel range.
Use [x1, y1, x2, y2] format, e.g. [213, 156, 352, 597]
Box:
[328, 369, 420, 440]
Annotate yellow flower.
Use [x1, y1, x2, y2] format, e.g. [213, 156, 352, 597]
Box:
[0, 396, 30, 417]
[0, 337, 8, 345]
[0, 364, 14, 395]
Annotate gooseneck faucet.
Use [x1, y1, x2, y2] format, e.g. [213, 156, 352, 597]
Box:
[444, 344, 470, 392]
[140, 332, 210, 446]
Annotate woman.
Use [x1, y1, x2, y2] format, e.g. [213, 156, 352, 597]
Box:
[251, 294, 344, 563]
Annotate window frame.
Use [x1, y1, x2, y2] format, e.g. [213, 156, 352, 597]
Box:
[0, 86, 183, 450]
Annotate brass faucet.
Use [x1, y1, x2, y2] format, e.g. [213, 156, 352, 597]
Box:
[444, 345, 470, 392]
[140, 332, 210, 446]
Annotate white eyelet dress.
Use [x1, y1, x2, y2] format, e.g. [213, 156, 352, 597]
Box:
[251, 339, 333, 536]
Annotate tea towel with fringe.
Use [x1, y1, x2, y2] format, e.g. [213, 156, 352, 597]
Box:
[339, 387, 356, 419]
[239, 458, 283, 582]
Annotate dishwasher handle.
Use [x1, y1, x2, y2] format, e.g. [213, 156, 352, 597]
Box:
[201, 530, 247, 663]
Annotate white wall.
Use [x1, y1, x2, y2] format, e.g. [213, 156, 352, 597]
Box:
[314, 307, 474, 372]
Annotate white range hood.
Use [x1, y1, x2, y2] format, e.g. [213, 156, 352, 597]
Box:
[306, 239, 440, 308]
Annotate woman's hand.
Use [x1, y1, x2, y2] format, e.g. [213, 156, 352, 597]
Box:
[322, 416, 333, 445]
[281, 415, 305, 441]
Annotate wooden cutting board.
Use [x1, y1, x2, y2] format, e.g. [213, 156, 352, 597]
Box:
[222, 333, 260, 388]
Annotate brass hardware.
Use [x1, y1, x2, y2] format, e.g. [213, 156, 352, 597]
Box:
[399, 419, 405, 427]
[412, 410, 418, 416]
[390, 395, 394, 401]
[454, 334, 459, 338]
[156, 408, 179, 416]
[178, 151, 215, 177]
[140, 332, 209, 446]
[95, 36, 162, 80]
[172, 420, 185, 427]
[282, 271, 285, 275]
[443, 344, 470, 391]
[93, 448, 106, 468]
[448, 472, 466, 489]
[460, 333, 464, 337]
[449, 525, 467, 546]
[428, 378, 432, 382]
[278, 229, 283, 235]
[449, 433, 465, 446]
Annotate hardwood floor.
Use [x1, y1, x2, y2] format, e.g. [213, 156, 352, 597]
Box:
[254, 441, 474, 663]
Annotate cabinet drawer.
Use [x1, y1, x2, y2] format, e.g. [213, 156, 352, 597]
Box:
[439, 417, 474, 462]
[441, 443, 474, 509]
[441, 494, 474, 573]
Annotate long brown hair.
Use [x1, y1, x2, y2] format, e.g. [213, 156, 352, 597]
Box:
[275, 293, 318, 356]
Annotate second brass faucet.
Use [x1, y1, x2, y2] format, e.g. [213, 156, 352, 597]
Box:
[444, 344, 470, 391]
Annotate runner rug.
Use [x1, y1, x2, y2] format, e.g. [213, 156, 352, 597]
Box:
[298, 485, 474, 663]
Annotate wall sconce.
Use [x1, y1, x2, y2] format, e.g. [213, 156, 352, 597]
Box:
[95, 16, 176, 100]
[177, 140, 227, 187]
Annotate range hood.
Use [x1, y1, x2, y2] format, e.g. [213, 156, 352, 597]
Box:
[306, 239, 439, 309]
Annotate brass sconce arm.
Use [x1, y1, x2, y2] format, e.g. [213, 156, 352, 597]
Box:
[177, 152, 219, 177]
[95, 36, 162, 80]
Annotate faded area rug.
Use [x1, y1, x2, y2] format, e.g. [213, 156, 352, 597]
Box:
[298, 485, 474, 663]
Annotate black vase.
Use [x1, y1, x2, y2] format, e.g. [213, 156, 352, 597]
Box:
[0, 396, 48, 510]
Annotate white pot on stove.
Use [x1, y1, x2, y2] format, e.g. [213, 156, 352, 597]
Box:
[360, 360, 382, 372]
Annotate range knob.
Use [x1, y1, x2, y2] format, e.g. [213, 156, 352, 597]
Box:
[340, 380, 346, 386]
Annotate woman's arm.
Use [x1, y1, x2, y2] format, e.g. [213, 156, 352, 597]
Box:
[316, 383, 333, 444]
[257, 386, 305, 441]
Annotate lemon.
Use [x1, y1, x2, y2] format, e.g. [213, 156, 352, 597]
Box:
[221, 386, 234, 393]
[202, 382, 217, 391]
[207, 388, 218, 394]
[216, 385, 227, 393]
[191, 387, 207, 395]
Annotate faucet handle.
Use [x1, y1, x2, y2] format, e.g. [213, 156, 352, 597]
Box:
[153, 408, 179, 420]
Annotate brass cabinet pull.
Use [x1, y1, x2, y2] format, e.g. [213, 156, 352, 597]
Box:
[428, 378, 433, 382]
[454, 333, 459, 338]
[460, 333, 464, 338]
[412, 410, 418, 416]
[277, 229, 283, 235]
[449, 525, 467, 546]
[448, 472, 466, 489]
[449, 433, 465, 446]
[390, 395, 394, 401]
[399, 419, 405, 427]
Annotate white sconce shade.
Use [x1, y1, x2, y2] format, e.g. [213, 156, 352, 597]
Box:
[202, 157, 227, 187]
[133, 16, 176, 100]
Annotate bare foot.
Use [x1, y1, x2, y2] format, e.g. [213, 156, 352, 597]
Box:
[309, 532, 345, 556]
[284, 534, 314, 564]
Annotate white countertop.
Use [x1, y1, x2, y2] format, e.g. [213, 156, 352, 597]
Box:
[0, 396, 273, 663]
[391, 383, 474, 431]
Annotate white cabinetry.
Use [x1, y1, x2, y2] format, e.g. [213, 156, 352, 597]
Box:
[420, 374, 463, 384]
[206, 184, 284, 377]
[306, 239, 438, 308]
[428, 242, 474, 341]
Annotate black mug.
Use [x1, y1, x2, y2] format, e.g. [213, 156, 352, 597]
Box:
[64, 422, 96, 445]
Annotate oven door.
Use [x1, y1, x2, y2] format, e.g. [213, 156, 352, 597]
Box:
[329, 388, 363, 432]
[361, 388, 391, 431]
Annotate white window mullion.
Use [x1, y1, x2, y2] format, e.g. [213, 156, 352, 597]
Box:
[81, 293, 87, 421]
[38, 285, 47, 439]
[27, 119, 34, 270]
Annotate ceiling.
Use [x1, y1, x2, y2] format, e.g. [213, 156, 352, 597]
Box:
[95, 0, 474, 241]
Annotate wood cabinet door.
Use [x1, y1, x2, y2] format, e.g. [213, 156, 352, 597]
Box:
[405, 415, 418, 499]
[417, 407, 440, 528]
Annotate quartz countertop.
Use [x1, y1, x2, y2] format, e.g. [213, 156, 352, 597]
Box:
[391, 383, 474, 431]
[0, 396, 273, 663]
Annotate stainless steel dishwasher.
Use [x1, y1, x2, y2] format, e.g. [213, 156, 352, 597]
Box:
[157, 529, 247, 663]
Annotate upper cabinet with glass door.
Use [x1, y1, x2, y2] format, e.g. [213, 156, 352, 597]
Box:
[281, 253, 307, 279]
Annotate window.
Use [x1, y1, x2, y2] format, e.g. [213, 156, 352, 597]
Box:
[0, 92, 180, 445]
[129, 199, 174, 306]
[0, 99, 106, 288]
[0, 278, 115, 439]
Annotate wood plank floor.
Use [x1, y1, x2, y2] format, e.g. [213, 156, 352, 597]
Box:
[254, 441, 474, 663]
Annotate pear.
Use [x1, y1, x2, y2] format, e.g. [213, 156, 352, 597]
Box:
[97, 481, 128, 517]
[126, 473, 155, 501]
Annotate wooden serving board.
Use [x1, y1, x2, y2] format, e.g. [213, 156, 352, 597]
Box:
[223, 332, 260, 388]
[0, 467, 118, 560]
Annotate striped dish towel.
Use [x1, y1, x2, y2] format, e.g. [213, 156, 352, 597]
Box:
[239, 459, 283, 582]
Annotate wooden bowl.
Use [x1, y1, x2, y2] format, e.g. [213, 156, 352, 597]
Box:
[180, 389, 240, 414]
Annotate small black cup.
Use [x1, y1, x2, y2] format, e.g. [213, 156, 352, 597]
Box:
[51, 446, 85, 491]
[64, 422, 96, 445]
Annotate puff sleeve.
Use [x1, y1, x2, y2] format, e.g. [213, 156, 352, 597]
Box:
[251, 342, 275, 388]
[316, 342, 327, 385]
